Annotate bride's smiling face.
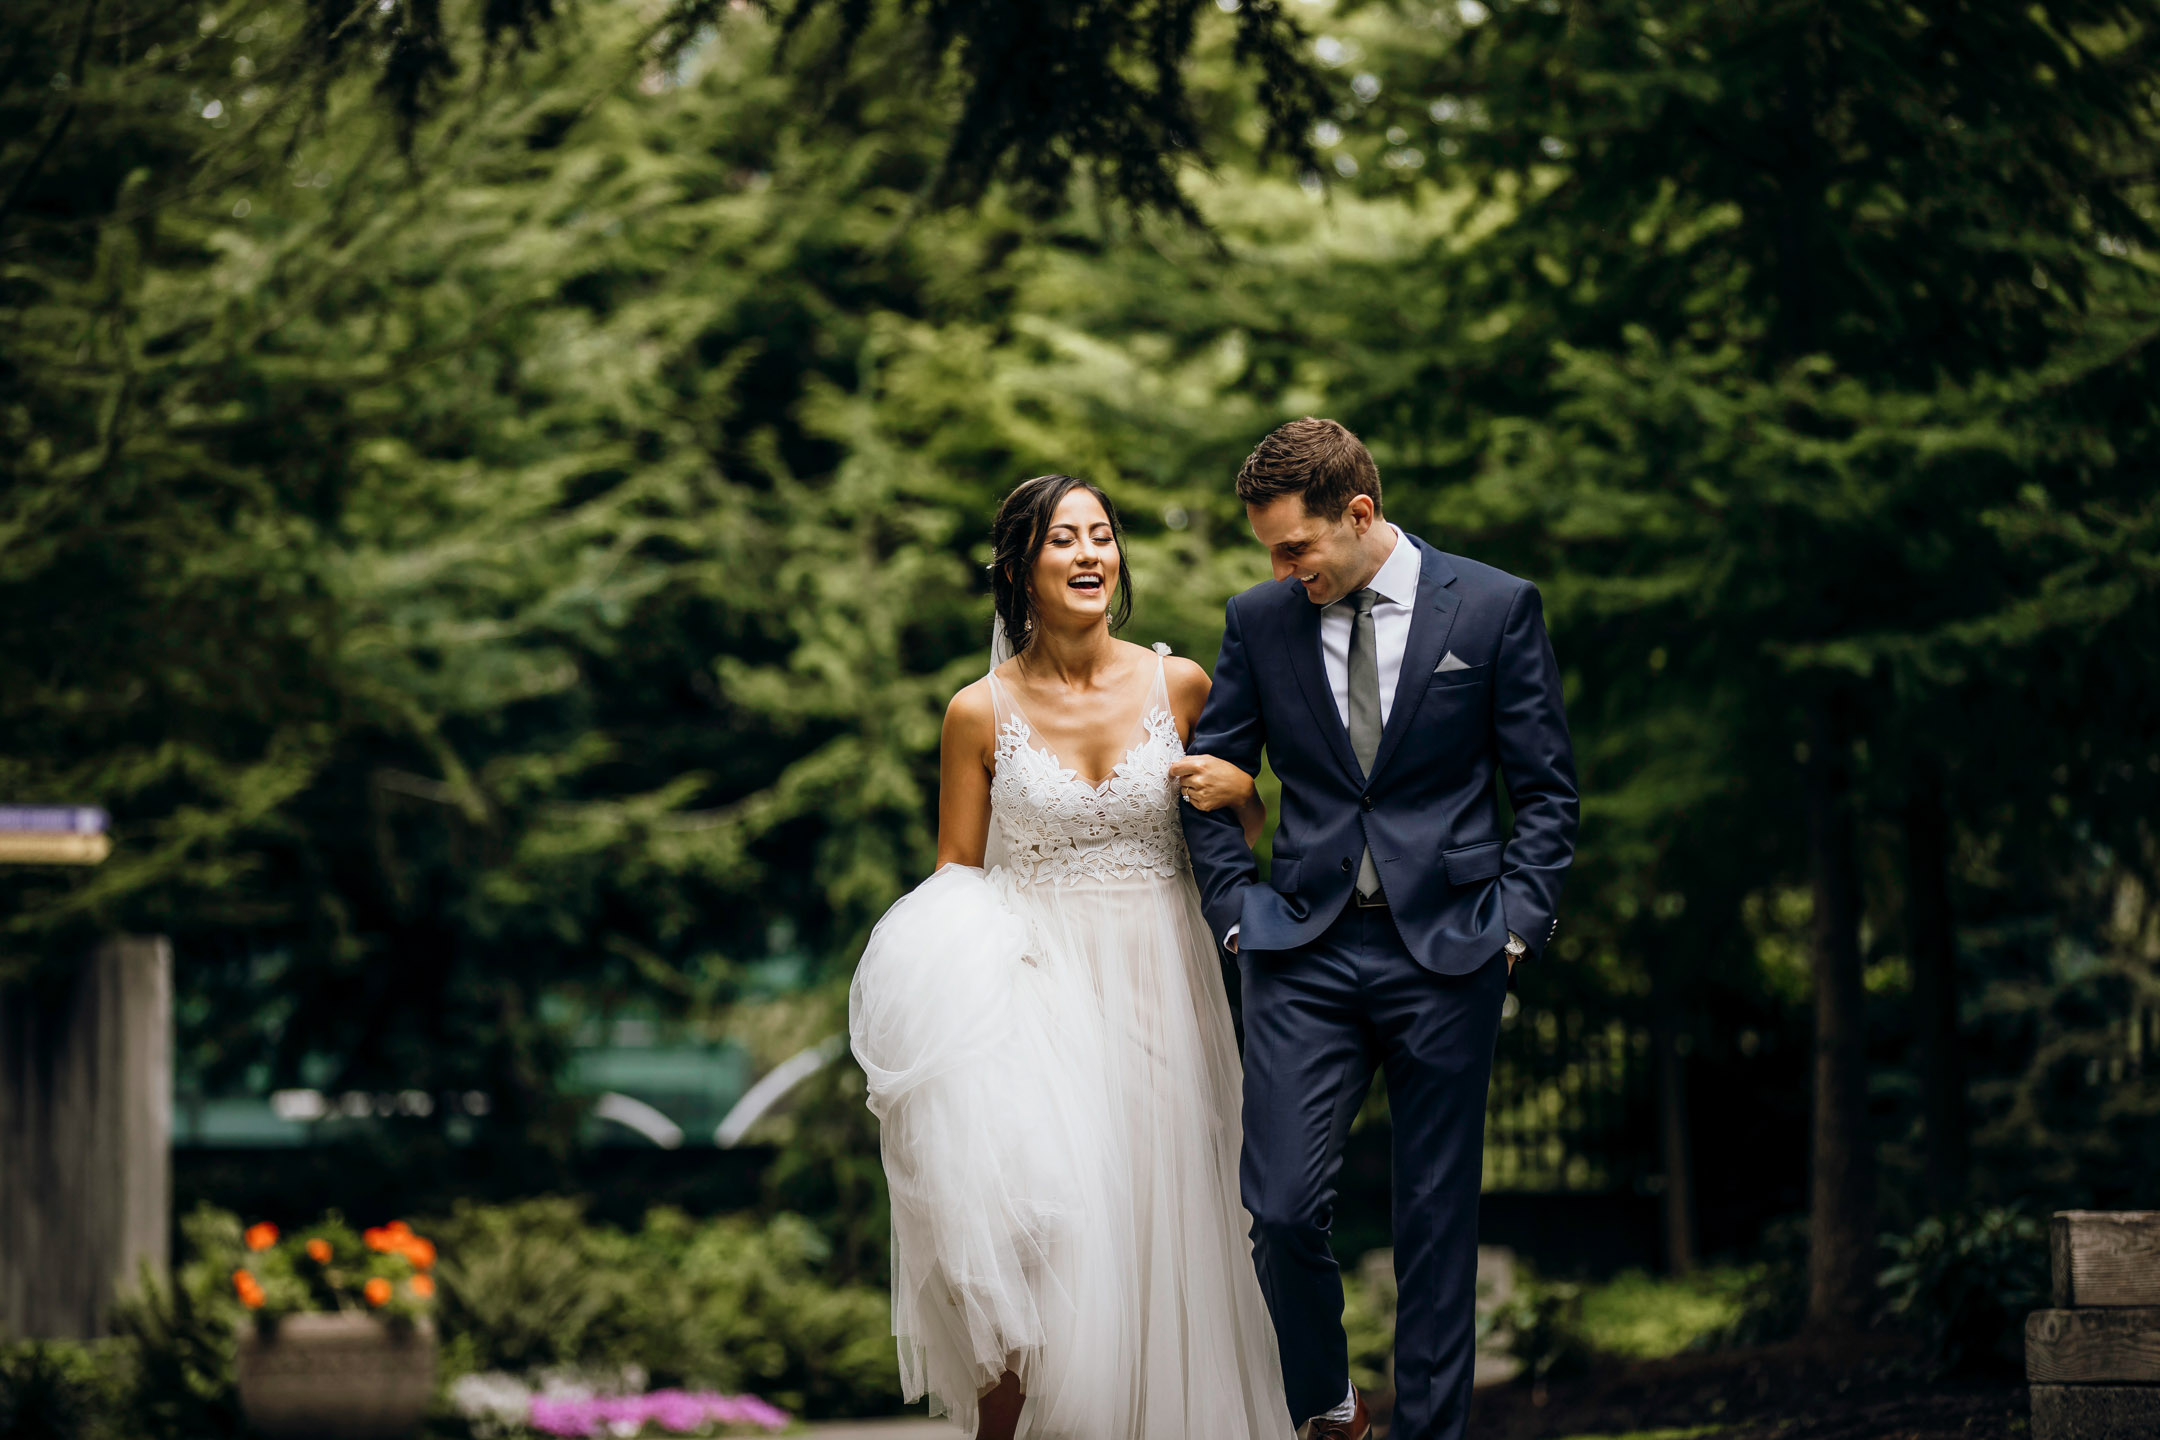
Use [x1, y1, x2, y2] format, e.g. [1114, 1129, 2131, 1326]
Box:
[1027, 489, 1121, 630]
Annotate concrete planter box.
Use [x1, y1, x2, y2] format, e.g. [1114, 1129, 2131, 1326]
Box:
[236, 1312, 436, 1440]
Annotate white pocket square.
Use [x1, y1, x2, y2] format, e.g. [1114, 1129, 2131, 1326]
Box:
[1434, 651, 1472, 673]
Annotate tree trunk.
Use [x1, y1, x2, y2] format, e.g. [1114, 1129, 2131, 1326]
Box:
[1804, 697, 1875, 1330]
[1654, 994, 1698, 1274]
[1905, 767, 1967, 1211]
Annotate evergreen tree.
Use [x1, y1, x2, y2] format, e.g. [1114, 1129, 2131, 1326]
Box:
[1319, 0, 2160, 1325]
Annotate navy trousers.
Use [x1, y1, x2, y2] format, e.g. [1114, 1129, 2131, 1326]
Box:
[1239, 904, 1507, 1440]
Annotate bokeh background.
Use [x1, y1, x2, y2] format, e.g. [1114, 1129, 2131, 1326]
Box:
[4, 0, 2158, 1434]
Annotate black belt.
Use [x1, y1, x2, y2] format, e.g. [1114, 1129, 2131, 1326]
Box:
[1352, 889, 1389, 910]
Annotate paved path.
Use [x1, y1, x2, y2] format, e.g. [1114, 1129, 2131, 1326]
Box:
[805, 1245, 1523, 1434]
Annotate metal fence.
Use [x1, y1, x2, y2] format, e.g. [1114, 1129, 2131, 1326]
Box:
[1482, 1006, 1655, 1193]
[2087, 998, 2159, 1085]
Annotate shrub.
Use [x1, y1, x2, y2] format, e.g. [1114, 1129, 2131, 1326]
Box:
[1480, 1271, 1593, 1391]
[1878, 1207, 2048, 1375]
[1340, 1251, 1397, 1396]
[0, 1342, 122, 1440]
[81, 1199, 897, 1429]
[431, 1198, 901, 1419]
[1700, 1213, 1811, 1349]
[109, 1255, 246, 1440]
[184, 1210, 440, 1326]
[1578, 1268, 1752, 1359]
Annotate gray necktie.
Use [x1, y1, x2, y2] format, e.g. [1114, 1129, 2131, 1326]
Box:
[1347, 588, 1382, 899]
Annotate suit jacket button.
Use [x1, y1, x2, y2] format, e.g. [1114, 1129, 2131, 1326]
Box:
[1360, 794, 1373, 811]
[1340, 857, 1352, 873]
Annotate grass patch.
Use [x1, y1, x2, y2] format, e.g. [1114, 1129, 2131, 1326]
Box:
[1578, 1268, 1752, 1359]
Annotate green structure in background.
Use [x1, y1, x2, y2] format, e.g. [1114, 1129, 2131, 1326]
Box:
[172, 921, 840, 1154]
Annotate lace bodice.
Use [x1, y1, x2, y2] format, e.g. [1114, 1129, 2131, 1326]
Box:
[988, 648, 1191, 887]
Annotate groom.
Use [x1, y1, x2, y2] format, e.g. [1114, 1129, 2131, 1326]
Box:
[1180, 419, 1578, 1440]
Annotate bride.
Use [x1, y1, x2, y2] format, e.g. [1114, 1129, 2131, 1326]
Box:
[849, 475, 1295, 1439]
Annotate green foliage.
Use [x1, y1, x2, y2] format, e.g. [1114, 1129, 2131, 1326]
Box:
[4, 0, 997, 1154]
[1878, 1208, 2050, 1375]
[188, 1210, 440, 1323]
[107, 1262, 246, 1440]
[0, 1342, 128, 1440]
[1338, 1250, 1397, 1397]
[5, 0, 2159, 1268]
[1578, 1269, 1752, 1361]
[1704, 1215, 1812, 1349]
[769, 0, 1330, 214]
[752, 1052, 892, 1285]
[1969, 899, 2160, 1208]
[46, 1201, 895, 1427]
[431, 1198, 898, 1418]
[1482, 1272, 1595, 1391]
[1321, 0, 2160, 1295]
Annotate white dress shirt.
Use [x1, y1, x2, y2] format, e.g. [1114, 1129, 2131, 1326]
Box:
[1320, 524, 1421, 729]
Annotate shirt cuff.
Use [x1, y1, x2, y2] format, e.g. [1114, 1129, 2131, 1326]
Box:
[1224, 924, 1240, 952]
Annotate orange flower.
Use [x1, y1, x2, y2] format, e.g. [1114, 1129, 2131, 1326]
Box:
[385, 1220, 412, 1238]
[401, 1236, 437, 1269]
[363, 1226, 389, 1252]
[244, 1222, 279, 1252]
[408, 1273, 435, 1299]
[363, 1276, 392, 1307]
[232, 1270, 265, 1309]
[306, 1238, 333, 1264]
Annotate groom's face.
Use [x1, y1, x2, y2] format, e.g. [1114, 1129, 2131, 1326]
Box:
[1247, 492, 1380, 607]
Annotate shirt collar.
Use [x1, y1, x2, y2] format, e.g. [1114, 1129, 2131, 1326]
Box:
[1364, 524, 1421, 608]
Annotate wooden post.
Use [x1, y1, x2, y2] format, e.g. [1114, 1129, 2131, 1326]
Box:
[0, 936, 173, 1339]
[2029, 1211, 2160, 1439]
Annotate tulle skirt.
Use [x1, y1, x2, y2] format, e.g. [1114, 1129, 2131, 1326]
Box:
[849, 863, 1292, 1439]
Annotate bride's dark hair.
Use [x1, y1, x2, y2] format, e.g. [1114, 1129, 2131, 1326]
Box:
[991, 474, 1134, 658]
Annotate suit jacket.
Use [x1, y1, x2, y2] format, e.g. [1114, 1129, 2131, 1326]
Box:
[1180, 533, 1579, 974]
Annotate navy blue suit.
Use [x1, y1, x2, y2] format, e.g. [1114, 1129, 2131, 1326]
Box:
[1181, 533, 1577, 1438]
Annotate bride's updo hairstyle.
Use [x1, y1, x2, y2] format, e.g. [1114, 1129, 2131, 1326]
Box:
[990, 474, 1134, 657]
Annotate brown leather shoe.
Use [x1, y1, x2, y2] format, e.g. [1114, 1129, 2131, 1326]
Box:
[1300, 1389, 1370, 1440]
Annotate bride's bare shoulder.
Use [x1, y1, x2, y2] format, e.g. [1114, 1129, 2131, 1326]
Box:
[1160, 653, 1212, 717]
[945, 676, 996, 733]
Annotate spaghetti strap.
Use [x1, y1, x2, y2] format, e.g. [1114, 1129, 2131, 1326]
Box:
[1148, 642, 1172, 724]
[985, 668, 1028, 744]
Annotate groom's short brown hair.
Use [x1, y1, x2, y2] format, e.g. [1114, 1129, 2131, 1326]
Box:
[1235, 418, 1382, 522]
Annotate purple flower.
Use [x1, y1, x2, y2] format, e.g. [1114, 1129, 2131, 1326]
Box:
[528, 1389, 791, 1436]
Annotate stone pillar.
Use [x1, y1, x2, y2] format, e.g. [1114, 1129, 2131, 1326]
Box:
[0, 936, 173, 1339]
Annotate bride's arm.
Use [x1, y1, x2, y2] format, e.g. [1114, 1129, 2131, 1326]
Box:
[935, 680, 997, 869]
[1175, 756, 1266, 847]
[1164, 659, 1267, 849]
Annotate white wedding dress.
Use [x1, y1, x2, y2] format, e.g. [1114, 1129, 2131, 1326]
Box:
[849, 647, 1293, 1439]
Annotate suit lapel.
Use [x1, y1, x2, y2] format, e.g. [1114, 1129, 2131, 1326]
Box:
[1367, 537, 1461, 784]
[1279, 588, 1363, 781]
